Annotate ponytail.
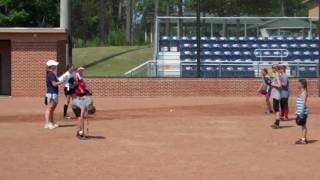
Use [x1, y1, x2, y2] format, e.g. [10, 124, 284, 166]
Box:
[299, 79, 308, 90]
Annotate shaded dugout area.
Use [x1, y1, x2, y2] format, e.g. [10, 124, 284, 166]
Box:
[0, 40, 11, 96]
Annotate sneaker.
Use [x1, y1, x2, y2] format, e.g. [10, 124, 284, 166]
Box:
[64, 115, 71, 119]
[46, 123, 56, 129]
[264, 110, 274, 114]
[44, 123, 49, 129]
[52, 122, 59, 128]
[271, 124, 280, 129]
[76, 131, 87, 140]
[295, 139, 308, 145]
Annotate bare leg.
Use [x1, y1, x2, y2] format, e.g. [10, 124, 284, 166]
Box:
[45, 102, 56, 124]
[78, 107, 86, 135]
[302, 125, 307, 139]
[50, 103, 57, 123]
[45, 104, 53, 125]
[266, 97, 272, 112]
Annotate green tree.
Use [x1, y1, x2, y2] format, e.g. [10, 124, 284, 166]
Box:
[0, 0, 29, 26]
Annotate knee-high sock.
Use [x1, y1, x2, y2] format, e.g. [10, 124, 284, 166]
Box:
[64, 104, 68, 117]
[284, 109, 289, 119]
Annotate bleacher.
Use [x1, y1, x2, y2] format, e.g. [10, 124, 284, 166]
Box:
[158, 36, 319, 77]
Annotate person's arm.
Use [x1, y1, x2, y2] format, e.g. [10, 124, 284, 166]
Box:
[52, 81, 63, 87]
[48, 73, 63, 87]
[301, 91, 307, 114]
[257, 83, 263, 93]
[271, 75, 282, 88]
[281, 77, 288, 87]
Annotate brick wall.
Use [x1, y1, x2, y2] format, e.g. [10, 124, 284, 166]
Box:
[11, 41, 58, 96]
[83, 78, 319, 97]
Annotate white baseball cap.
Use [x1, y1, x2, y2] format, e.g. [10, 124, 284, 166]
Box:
[46, 59, 59, 66]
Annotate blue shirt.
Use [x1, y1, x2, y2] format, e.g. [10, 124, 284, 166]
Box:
[47, 71, 59, 94]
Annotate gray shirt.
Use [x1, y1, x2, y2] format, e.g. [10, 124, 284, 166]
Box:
[72, 96, 92, 109]
[280, 73, 289, 98]
[271, 73, 281, 100]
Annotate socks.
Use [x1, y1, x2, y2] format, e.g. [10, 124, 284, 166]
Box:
[63, 104, 68, 117]
[284, 109, 289, 119]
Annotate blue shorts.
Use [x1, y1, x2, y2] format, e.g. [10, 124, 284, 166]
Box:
[296, 114, 308, 126]
[46, 93, 59, 104]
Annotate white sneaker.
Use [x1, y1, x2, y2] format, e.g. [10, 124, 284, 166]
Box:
[44, 123, 49, 129]
[47, 123, 56, 129]
[52, 123, 59, 128]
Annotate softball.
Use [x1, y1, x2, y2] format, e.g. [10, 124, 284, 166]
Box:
[170, 109, 174, 112]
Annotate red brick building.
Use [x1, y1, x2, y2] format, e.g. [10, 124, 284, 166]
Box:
[0, 28, 67, 96]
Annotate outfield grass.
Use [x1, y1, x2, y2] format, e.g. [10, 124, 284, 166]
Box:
[73, 46, 153, 77]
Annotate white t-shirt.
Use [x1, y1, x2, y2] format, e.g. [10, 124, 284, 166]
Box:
[58, 71, 76, 89]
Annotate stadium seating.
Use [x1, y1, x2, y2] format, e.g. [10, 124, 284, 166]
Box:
[159, 36, 319, 77]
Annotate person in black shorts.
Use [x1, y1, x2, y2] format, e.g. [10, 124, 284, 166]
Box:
[72, 96, 96, 140]
[58, 64, 77, 119]
[270, 65, 282, 129]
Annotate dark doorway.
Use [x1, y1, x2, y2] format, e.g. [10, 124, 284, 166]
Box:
[0, 40, 11, 96]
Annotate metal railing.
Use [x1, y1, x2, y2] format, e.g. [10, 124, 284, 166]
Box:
[181, 61, 319, 78]
[125, 60, 157, 77]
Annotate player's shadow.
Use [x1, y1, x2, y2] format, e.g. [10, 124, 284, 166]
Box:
[86, 135, 106, 140]
[59, 124, 76, 128]
[281, 118, 295, 122]
[280, 125, 294, 128]
[307, 140, 318, 144]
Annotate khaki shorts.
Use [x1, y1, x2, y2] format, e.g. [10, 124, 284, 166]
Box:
[46, 93, 59, 104]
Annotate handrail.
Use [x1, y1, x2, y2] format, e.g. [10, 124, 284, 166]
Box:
[125, 60, 156, 76]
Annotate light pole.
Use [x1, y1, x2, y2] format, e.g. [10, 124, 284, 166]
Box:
[60, 0, 72, 65]
[196, 0, 201, 77]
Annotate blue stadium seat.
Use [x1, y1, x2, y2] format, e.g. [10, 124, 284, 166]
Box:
[201, 65, 219, 77]
[181, 64, 197, 77]
[177, 36, 318, 75]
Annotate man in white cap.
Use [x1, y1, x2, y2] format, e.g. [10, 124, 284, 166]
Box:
[44, 59, 63, 129]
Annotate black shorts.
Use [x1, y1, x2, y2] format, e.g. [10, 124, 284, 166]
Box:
[72, 106, 81, 118]
[273, 99, 280, 112]
[296, 114, 308, 126]
[280, 98, 289, 110]
[64, 87, 75, 96]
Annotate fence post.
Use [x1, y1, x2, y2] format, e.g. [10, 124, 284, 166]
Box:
[297, 62, 300, 77]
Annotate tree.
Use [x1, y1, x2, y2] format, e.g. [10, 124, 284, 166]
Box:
[99, 0, 106, 46]
[178, 0, 183, 37]
[165, 0, 171, 36]
[125, 0, 132, 45]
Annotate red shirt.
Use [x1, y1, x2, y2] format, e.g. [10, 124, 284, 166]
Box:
[75, 77, 86, 96]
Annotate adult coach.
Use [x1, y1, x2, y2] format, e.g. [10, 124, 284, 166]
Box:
[58, 64, 76, 119]
[44, 60, 63, 129]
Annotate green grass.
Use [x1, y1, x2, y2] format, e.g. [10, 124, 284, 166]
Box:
[73, 46, 145, 66]
[73, 46, 153, 77]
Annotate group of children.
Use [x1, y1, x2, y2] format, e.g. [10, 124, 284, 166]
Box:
[258, 64, 309, 144]
[44, 59, 95, 140]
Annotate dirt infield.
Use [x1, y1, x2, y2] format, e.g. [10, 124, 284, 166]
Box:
[1, 96, 320, 180]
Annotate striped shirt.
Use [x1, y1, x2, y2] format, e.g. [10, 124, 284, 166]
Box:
[296, 95, 309, 115]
